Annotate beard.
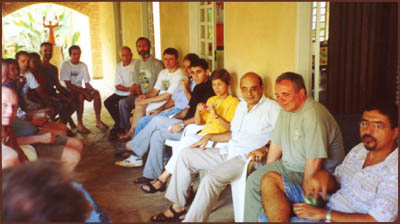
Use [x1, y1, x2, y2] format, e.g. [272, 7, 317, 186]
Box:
[139, 50, 150, 58]
[361, 134, 377, 151]
[44, 54, 52, 60]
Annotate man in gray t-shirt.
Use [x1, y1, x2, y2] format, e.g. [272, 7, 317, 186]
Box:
[244, 72, 345, 222]
[118, 37, 163, 135]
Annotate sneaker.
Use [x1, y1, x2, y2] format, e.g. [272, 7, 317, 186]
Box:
[115, 155, 143, 167]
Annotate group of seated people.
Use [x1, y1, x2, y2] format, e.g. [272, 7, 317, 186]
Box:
[2, 36, 398, 222]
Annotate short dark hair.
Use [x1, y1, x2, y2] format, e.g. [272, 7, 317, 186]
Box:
[210, 68, 231, 85]
[3, 58, 19, 67]
[40, 42, 53, 49]
[276, 72, 307, 95]
[29, 52, 41, 60]
[190, 58, 209, 70]
[68, 45, 81, 56]
[136, 37, 151, 47]
[2, 160, 91, 222]
[15, 51, 30, 61]
[364, 101, 398, 129]
[183, 53, 199, 66]
[163, 48, 178, 59]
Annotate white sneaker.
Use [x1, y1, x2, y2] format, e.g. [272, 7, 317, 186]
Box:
[115, 155, 143, 167]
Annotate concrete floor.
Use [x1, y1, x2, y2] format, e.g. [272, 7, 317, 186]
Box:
[70, 80, 235, 222]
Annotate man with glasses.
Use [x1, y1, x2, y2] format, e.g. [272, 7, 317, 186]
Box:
[244, 72, 345, 221]
[257, 102, 398, 222]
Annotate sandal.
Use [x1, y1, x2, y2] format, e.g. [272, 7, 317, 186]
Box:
[134, 176, 153, 184]
[141, 178, 167, 193]
[150, 205, 186, 222]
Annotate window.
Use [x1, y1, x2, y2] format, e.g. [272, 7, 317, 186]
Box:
[312, 2, 329, 42]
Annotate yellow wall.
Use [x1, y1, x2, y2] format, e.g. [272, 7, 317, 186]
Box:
[160, 2, 190, 64]
[225, 2, 297, 98]
[98, 2, 117, 88]
[121, 2, 142, 59]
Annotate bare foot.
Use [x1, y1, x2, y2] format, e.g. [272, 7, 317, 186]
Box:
[119, 130, 133, 142]
[77, 125, 90, 134]
[96, 121, 109, 130]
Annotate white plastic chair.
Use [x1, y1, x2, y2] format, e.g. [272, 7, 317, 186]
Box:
[164, 123, 205, 149]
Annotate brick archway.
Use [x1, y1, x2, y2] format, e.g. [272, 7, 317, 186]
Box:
[2, 2, 103, 78]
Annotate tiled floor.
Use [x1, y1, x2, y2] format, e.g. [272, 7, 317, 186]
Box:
[71, 80, 234, 222]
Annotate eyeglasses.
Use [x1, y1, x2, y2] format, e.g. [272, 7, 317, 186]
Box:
[360, 120, 385, 130]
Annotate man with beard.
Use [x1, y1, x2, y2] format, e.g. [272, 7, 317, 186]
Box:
[118, 37, 163, 139]
[258, 102, 398, 222]
[40, 42, 77, 131]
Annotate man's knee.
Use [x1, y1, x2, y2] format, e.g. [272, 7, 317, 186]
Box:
[104, 95, 113, 108]
[92, 89, 100, 99]
[65, 137, 84, 153]
[260, 171, 284, 193]
[119, 98, 129, 110]
[2, 146, 20, 169]
[61, 147, 81, 170]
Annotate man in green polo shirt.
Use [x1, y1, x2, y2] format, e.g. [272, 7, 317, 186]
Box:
[244, 72, 345, 222]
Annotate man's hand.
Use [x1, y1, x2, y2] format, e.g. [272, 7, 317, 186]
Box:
[247, 146, 267, 162]
[149, 108, 162, 115]
[302, 170, 331, 201]
[135, 95, 147, 105]
[181, 76, 189, 87]
[293, 203, 327, 221]
[16, 75, 26, 90]
[189, 134, 211, 150]
[39, 132, 56, 144]
[170, 123, 184, 133]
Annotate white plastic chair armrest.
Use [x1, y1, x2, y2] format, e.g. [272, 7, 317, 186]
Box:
[231, 156, 254, 222]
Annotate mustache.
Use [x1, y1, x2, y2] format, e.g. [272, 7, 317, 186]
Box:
[362, 134, 377, 142]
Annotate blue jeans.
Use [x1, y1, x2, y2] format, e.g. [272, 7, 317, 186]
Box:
[72, 183, 111, 223]
[134, 107, 182, 136]
[257, 176, 325, 222]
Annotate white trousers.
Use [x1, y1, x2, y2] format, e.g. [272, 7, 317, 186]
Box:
[164, 147, 245, 222]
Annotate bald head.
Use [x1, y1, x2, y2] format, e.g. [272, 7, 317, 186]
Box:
[120, 46, 133, 66]
[240, 72, 263, 87]
[240, 72, 264, 108]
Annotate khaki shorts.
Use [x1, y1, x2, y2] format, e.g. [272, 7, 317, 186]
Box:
[32, 135, 68, 160]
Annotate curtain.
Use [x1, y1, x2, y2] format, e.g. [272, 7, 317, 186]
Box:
[327, 2, 397, 114]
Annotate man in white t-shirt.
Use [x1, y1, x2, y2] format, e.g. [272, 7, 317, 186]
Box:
[60, 45, 108, 134]
[119, 48, 184, 141]
[104, 46, 138, 140]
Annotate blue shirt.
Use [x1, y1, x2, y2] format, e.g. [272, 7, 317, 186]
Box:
[171, 78, 196, 110]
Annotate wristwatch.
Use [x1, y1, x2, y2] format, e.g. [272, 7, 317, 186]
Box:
[325, 210, 331, 222]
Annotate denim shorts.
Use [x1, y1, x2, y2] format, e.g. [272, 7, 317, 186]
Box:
[257, 176, 325, 222]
